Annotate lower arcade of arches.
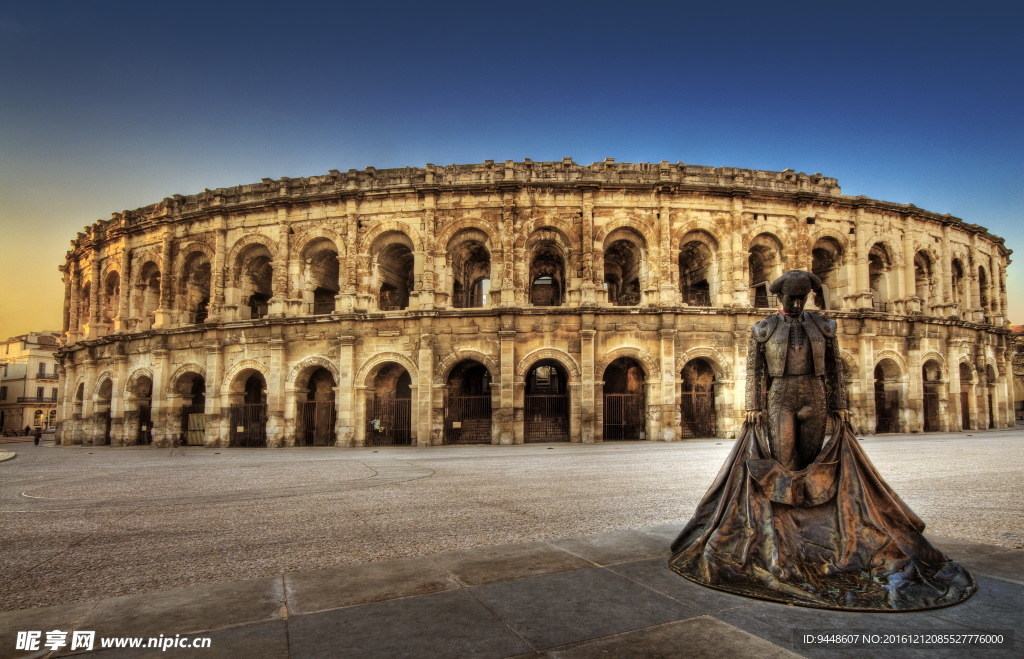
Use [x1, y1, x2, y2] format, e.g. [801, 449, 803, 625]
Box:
[57, 320, 1014, 448]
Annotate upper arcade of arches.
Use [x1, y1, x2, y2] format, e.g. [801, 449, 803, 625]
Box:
[59, 161, 1011, 344]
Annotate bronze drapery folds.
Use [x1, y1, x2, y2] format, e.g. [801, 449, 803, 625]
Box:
[669, 271, 976, 611]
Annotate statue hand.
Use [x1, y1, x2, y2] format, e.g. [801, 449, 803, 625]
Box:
[746, 410, 762, 423]
[833, 409, 850, 424]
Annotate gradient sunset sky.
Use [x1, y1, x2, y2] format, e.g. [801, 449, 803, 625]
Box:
[1, 1, 1021, 339]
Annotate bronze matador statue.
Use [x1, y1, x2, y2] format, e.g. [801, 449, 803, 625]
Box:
[669, 270, 976, 611]
[745, 270, 847, 470]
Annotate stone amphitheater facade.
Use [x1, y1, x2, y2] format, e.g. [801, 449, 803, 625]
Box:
[55, 159, 1014, 448]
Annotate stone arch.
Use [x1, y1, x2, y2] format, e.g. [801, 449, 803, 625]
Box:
[359, 220, 423, 254]
[524, 228, 571, 307]
[838, 349, 858, 380]
[226, 233, 279, 266]
[291, 225, 346, 261]
[920, 351, 946, 379]
[437, 350, 499, 385]
[167, 363, 208, 395]
[602, 227, 647, 306]
[807, 227, 850, 257]
[176, 243, 214, 324]
[173, 241, 216, 274]
[124, 368, 155, 398]
[675, 347, 733, 380]
[220, 359, 271, 396]
[515, 348, 581, 381]
[100, 268, 121, 323]
[515, 218, 579, 251]
[594, 218, 656, 245]
[671, 218, 725, 252]
[747, 231, 787, 307]
[287, 355, 341, 389]
[873, 350, 908, 375]
[678, 229, 721, 307]
[92, 370, 116, 398]
[437, 218, 499, 253]
[356, 352, 419, 388]
[810, 232, 847, 310]
[596, 346, 661, 381]
[297, 236, 342, 313]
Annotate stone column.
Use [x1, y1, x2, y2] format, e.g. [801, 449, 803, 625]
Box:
[110, 354, 127, 445]
[154, 228, 175, 327]
[729, 203, 746, 306]
[208, 224, 227, 322]
[335, 335, 356, 446]
[580, 189, 596, 305]
[204, 341, 225, 446]
[151, 347, 170, 446]
[266, 331, 286, 446]
[270, 210, 290, 317]
[417, 328, 434, 446]
[498, 319, 516, 444]
[658, 325, 678, 440]
[67, 265, 81, 344]
[81, 357, 96, 445]
[580, 318, 596, 443]
[117, 246, 132, 332]
[88, 256, 101, 338]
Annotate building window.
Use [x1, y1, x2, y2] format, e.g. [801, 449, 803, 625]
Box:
[0, 386, 6, 401]
[37, 387, 44, 399]
[51, 387, 58, 400]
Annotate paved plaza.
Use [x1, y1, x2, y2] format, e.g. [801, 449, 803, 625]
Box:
[1, 429, 1022, 657]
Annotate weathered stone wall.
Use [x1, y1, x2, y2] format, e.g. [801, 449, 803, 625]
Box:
[55, 160, 1014, 447]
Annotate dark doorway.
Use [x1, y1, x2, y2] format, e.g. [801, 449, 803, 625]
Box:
[298, 367, 336, 446]
[680, 358, 717, 438]
[603, 358, 645, 440]
[366, 364, 412, 446]
[524, 361, 569, 442]
[230, 372, 267, 447]
[444, 361, 492, 444]
[874, 362, 900, 433]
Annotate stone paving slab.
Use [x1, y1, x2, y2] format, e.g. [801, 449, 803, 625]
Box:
[2, 526, 1021, 658]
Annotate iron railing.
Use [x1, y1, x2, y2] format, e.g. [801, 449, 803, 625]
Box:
[230, 403, 267, 447]
[365, 397, 411, 446]
[524, 394, 569, 442]
[298, 401, 336, 446]
[680, 391, 717, 438]
[444, 394, 492, 444]
[603, 393, 645, 440]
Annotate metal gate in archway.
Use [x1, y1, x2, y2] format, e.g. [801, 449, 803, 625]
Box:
[230, 403, 267, 447]
[680, 392, 716, 438]
[99, 410, 112, 445]
[960, 391, 970, 430]
[923, 391, 940, 432]
[181, 404, 206, 446]
[136, 405, 152, 445]
[603, 393, 644, 440]
[298, 401, 336, 446]
[875, 390, 900, 433]
[365, 397, 411, 446]
[524, 394, 569, 442]
[444, 394, 492, 444]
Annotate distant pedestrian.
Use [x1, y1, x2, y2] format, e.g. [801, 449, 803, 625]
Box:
[24, 425, 30, 436]
[33, 428, 41, 445]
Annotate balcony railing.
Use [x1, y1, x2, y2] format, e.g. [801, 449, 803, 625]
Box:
[35, 372, 59, 380]
[16, 396, 59, 403]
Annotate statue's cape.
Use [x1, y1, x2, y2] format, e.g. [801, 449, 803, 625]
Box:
[668, 421, 976, 611]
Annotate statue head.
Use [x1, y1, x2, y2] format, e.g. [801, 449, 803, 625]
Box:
[769, 270, 822, 316]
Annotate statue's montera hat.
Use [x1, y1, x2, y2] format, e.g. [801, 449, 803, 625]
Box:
[768, 270, 822, 296]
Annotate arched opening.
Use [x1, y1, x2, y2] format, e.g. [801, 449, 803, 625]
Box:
[236, 246, 273, 320]
[528, 240, 565, 307]
[102, 271, 120, 324]
[868, 244, 893, 312]
[297, 367, 336, 446]
[78, 281, 91, 331]
[444, 360, 492, 444]
[96, 378, 113, 445]
[136, 262, 161, 329]
[959, 362, 973, 430]
[748, 234, 783, 307]
[180, 252, 212, 324]
[680, 358, 717, 438]
[602, 357, 645, 440]
[679, 232, 716, 307]
[229, 371, 267, 447]
[366, 363, 412, 446]
[951, 258, 965, 307]
[179, 373, 206, 445]
[74, 382, 84, 420]
[978, 265, 990, 313]
[449, 233, 491, 308]
[603, 233, 644, 306]
[372, 233, 415, 311]
[128, 375, 153, 445]
[302, 239, 340, 315]
[524, 360, 569, 442]
[873, 360, 901, 433]
[48, 409, 57, 428]
[914, 251, 935, 311]
[922, 360, 942, 432]
[33, 409, 43, 428]
[811, 238, 843, 310]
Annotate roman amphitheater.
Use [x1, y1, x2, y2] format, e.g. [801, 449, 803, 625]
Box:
[55, 159, 1014, 448]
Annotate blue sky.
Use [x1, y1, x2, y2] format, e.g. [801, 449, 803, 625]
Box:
[1, 1, 1021, 338]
